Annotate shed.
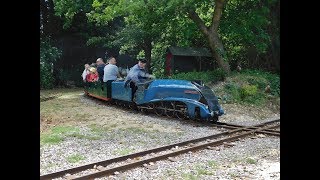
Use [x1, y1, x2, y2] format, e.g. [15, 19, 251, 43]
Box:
[165, 46, 215, 76]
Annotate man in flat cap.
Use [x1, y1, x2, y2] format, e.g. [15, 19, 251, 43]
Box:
[125, 59, 155, 101]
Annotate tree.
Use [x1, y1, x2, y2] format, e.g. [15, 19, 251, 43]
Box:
[87, 0, 172, 72]
[219, 0, 279, 72]
[165, 0, 231, 73]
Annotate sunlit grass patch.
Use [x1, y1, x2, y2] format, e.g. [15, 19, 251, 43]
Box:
[40, 134, 64, 145]
[246, 157, 257, 164]
[40, 125, 102, 145]
[66, 154, 85, 163]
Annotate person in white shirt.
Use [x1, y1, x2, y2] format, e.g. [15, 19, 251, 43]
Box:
[103, 57, 120, 98]
[82, 64, 90, 82]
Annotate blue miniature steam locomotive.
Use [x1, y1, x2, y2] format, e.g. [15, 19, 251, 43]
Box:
[84, 79, 224, 122]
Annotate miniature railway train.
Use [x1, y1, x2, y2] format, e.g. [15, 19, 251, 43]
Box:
[84, 79, 224, 122]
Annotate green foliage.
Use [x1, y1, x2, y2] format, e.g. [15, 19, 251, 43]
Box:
[239, 84, 265, 105]
[240, 84, 258, 97]
[56, 64, 85, 87]
[54, 0, 94, 29]
[223, 82, 241, 103]
[221, 69, 279, 105]
[40, 38, 62, 89]
[170, 69, 226, 83]
[240, 69, 280, 96]
[87, 0, 172, 59]
[40, 65, 55, 89]
[51, 0, 279, 84]
[220, 0, 278, 69]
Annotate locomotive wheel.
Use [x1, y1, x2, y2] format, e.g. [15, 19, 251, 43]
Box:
[210, 116, 219, 123]
[192, 108, 201, 121]
[164, 101, 175, 118]
[128, 103, 137, 110]
[147, 103, 155, 113]
[154, 102, 165, 116]
[175, 102, 187, 120]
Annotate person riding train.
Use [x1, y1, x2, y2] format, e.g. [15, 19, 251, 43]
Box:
[124, 59, 155, 102]
[103, 57, 120, 98]
[86, 67, 99, 82]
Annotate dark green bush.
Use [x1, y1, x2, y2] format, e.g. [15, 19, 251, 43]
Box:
[170, 69, 226, 83]
[40, 37, 61, 89]
[40, 65, 55, 89]
[224, 82, 241, 103]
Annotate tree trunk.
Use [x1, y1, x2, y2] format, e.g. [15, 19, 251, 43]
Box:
[207, 32, 230, 73]
[187, 0, 230, 74]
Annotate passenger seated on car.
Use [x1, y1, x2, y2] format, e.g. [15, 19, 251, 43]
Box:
[103, 57, 120, 98]
[124, 59, 155, 102]
[96, 58, 106, 82]
[86, 67, 99, 82]
[82, 63, 90, 82]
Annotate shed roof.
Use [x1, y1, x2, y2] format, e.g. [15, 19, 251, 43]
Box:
[167, 47, 212, 57]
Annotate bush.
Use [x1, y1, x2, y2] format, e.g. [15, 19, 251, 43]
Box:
[240, 84, 265, 105]
[170, 69, 226, 83]
[56, 66, 84, 87]
[40, 65, 55, 89]
[40, 37, 61, 89]
[219, 69, 279, 105]
[240, 84, 258, 97]
[224, 82, 241, 103]
[240, 69, 280, 96]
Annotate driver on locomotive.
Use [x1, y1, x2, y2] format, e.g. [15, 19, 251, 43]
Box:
[124, 59, 156, 101]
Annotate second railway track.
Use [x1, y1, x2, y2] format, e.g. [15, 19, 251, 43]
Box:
[40, 119, 280, 180]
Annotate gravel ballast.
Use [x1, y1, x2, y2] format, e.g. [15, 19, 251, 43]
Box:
[40, 93, 280, 179]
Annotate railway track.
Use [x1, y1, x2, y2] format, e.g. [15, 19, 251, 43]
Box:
[40, 119, 280, 180]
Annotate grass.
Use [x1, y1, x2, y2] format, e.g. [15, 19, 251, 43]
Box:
[207, 160, 218, 169]
[112, 148, 135, 156]
[88, 123, 120, 133]
[42, 162, 56, 170]
[66, 154, 85, 163]
[122, 127, 153, 134]
[182, 173, 198, 180]
[40, 87, 83, 96]
[246, 157, 257, 164]
[40, 125, 102, 145]
[51, 126, 79, 134]
[40, 134, 64, 144]
[74, 113, 91, 121]
[180, 164, 215, 179]
[228, 172, 239, 179]
[40, 126, 78, 145]
[66, 132, 102, 140]
[195, 164, 214, 175]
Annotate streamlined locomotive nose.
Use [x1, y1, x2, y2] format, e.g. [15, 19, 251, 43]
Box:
[218, 107, 224, 116]
[210, 107, 224, 117]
